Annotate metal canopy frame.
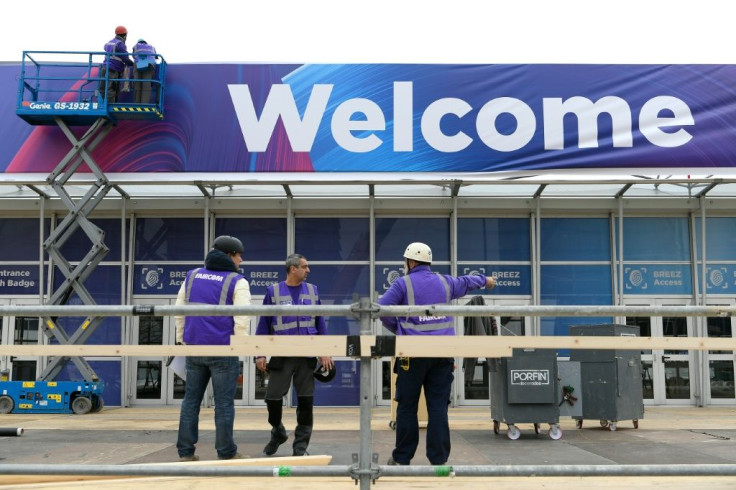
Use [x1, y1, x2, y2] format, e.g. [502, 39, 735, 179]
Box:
[3, 172, 736, 205]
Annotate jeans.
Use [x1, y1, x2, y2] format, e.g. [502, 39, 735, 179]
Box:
[176, 356, 240, 459]
[393, 357, 454, 465]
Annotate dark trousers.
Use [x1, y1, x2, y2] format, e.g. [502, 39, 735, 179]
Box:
[265, 357, 317, 454]
[98, 66, 122, 103]
[134, 66, 155, 103]
[393, 357, 454, 465]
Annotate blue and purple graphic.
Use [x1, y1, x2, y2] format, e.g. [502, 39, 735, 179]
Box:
[2, 64, 736, 173]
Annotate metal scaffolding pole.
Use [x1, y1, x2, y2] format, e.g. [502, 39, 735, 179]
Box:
[352, 297, 378, 488]
[1, 463, 736, 479]
[3, 303, 736, 318]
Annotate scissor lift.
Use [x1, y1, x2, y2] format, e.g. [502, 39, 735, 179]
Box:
[3, 51, 167, 412]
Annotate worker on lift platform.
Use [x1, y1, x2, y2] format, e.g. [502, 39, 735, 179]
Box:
[132, 38, 157, 104]
[99, 25, 133, 104]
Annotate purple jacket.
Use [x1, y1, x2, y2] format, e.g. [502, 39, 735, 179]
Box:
[182, 268, 242, 345]
[378, 265, 488, 335]
[103, 35, 132, 72]
[132, 42, 156, 69]
[256, 281, 327, 336]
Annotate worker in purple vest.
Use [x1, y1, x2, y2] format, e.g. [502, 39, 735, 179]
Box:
[379, 242, 496, 466]
[175, 235, 252, 462]
[132, 38, 157, 104]
[255, 253, 334, 457]
[99, 26, 133, 103]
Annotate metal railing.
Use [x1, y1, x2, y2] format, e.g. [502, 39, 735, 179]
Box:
[1, 301, 735, 489]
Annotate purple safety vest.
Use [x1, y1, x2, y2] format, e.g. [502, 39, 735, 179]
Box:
[103, 37, 130, 72]
[182, 268, 242, 345]
[267, 282, 320, 335]
[132, 42, 156, 69]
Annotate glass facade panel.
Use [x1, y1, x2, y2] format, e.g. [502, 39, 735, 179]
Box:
[695, 217, 736, 261]
[642, 361, 654, 399]
[540, 265, 613, 337]
[13, 317, 38, 344]
[457, 218, 530, 261]
[622, 217, 690, 261]
[710, 360, 735, 398]
[59, 218, 126, 262]
[135, 217, 204, 261]
[52, 265, 122, 344]
[463, 358, 489, 400]
[707, 316, 732, 354]
[216, 217, 287, 261]
[305, 264, 369, 302]
[136, 360, 162, 399]
[0, 219, 48, 261]
[173, 373, 185, 400]
[295, 218, 370, 261]
[375, 218, 450, 262]
[664, 361, 690, 399]
[138, 316, 163, 345]
[662, 316, 688, 355]
[541, 218, 610, 261]
[11, 360, 36, 381]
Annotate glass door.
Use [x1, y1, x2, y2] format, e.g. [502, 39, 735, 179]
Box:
[241, 295, 262, 406]
[705, 300, 735, 405]
[458, 298, 530, 406]
[1, 298, 42, 381]
[0, 299, 8, 379]
[625, 298, 695, 405]
[130, 298, 182, 405]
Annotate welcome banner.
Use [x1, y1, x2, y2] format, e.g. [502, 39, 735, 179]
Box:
[2, 64, 735, 173]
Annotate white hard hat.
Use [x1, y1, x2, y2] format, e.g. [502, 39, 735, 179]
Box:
[403, 242, 432, 263]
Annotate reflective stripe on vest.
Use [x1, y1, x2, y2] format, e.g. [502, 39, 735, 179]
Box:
[271, 283, 318, 332]
[402, 273, 453, 332]
[104, 40, 125, 65]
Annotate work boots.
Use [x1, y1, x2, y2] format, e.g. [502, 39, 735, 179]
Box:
[263, 399, 288, 456]
[263, 424, 288, 456]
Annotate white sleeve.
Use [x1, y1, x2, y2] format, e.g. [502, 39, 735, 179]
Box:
[174, 281, 187, 344]
[232, 277, 252, 336]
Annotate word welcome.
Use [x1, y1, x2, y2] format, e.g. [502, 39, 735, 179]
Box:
[229, 82, 694, 153]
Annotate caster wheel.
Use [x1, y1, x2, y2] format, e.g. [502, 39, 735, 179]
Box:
[575, 419, 583, 429]
[609, 422, 617, 432]
[548, 425, 563, 440]
[506, 425, 521, 440]
[534, 423, 541, 434]
[599, 420, 609, 428]
[493, 420, 500, 435]
[633, 420, 639, 429]
[389, 421, 396, 430]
